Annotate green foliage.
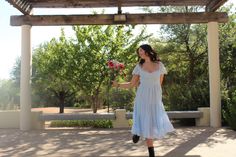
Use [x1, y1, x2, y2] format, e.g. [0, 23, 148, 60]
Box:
[50, 120, 113, 128]
[128, 119, 133, 127]
[109, 88, 135, 111]
[222, 89, 236, 130]
[0, 79, 19, 110]
[219, 4, 236, 129]
[10, 57, 21, 86]
[73, 101, 90, 109]
[10, 25, 149, 112]
[32, 30, 76, 112]
[149, 6, 209, 112]
[148, 5, 236, 127]
[65, 25, 149, 112]
[164, 80, 209, 111]
[219, 4, 236, 90]
[7, 5, 235, 127]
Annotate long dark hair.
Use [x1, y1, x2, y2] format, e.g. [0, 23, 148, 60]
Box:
[136, 44, 160, 65]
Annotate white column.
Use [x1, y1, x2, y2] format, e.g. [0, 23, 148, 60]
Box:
[20, 25, 32, 130]
[207, 22, 221, 127]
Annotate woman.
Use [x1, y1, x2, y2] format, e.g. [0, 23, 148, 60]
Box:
[112, 44, 174, 157]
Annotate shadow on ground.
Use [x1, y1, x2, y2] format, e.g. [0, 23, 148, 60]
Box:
[0, 127, 235, 157]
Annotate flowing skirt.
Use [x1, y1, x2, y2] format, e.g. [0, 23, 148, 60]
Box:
[131, 85, 175, 139]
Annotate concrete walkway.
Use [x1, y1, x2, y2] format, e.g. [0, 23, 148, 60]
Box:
[0, 127, 235, 157]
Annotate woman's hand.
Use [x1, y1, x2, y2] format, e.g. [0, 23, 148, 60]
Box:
[111, 75, 140, 89]
[112, 80, 119, 88]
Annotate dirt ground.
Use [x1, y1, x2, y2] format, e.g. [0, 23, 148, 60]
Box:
[31, 107, 111, 127]
[31, 107, 110, 114]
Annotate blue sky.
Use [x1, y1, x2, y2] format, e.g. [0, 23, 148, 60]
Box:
[0, 0, 235, 80]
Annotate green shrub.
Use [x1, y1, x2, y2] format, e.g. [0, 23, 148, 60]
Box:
[163, 80, 209, 126]
[128, 119, 133, 127]
[223, 89, 236, 131]
[50, 120, 113, 128]
[109, 88, 135, 112]
[73, 102, 90, 109]
[164, 82, 209, 111]
[221, 90, 230, 126]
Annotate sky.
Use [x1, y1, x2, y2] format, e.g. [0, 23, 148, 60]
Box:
[0, 0, 235, 80]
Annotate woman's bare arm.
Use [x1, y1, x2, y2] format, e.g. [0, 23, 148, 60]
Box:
[160, 74, 164, 86]
[112, 75, 140, 89]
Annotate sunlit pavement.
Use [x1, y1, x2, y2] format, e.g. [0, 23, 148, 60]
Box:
[0, 127, 236, 157]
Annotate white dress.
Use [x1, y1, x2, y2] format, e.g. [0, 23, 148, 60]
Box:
[131, 62, 175, 139]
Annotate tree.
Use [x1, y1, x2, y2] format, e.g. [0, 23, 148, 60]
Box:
[149, 6, 209, 111]
[69, 25, 149, 113]
[158, 7, 208, 84]
[219, 4, 236, 91]
[32, 30, 76, 113]
[219, 4, 236, 128]
[0, 79, 19, 110]
[10, 25, 149, 113]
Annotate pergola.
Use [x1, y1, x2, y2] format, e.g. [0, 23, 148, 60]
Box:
[6, 0, 228, 130]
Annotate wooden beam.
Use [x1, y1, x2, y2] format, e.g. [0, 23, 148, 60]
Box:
[10, 12, 228, 26]
[206, 0, 227, 12]
[28, 0, 208, 8]
[6, 0, 33, 15]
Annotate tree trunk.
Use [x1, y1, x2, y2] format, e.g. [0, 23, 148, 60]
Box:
[189, 58, 195, 84]
[92, 96, 100, 113]
[59, 91, 65, 113]
[91, 96, 97, 113]
[184, 30, 195, 84]
[91, 88, 101, 113]
[92, 100, 97, 113]
[92, 103, 97, 113]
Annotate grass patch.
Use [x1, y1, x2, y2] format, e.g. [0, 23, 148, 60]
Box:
[50, 120, 113, 128]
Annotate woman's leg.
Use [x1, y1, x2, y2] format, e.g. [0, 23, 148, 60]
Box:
[146, 139, 155, 157]
[146, 138, 153, 147]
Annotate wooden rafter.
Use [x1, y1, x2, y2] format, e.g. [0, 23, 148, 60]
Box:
[27, 0, 209, 8]
[5, 0, 228, 15]
[6, 0, 32, 15]
[10, 12, 228, 26]
[206, 0, 227, 12]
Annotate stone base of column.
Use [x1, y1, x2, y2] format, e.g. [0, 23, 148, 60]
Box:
[113, 109, 130, 128]
[0, 111, 44, 129]
[196, 107, 210, 127]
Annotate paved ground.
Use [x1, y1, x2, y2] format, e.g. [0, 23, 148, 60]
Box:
[0, 127, 236, 157]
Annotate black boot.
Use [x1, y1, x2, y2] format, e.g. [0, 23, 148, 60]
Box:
[148, 147, 155, 157]
[132, 134, 140, 143]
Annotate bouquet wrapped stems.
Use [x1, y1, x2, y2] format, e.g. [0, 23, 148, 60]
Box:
[106, 60, 125, 112]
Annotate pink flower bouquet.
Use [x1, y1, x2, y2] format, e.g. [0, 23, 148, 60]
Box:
[107, 60, 125, 83]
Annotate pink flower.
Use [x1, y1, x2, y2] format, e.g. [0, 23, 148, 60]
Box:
[107, 60, 123, 70]
[119, 63, 125, 70]
[107, 60, 114, 68]
[107, 60, 125, 81]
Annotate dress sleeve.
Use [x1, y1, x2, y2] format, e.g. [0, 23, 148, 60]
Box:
[160, 62, 167, 75]
[132, 64, 140, 75]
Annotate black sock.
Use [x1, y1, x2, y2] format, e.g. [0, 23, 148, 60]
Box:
[148, 147, 155, 157]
